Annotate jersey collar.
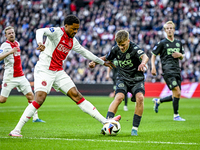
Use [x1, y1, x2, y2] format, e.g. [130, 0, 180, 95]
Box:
[166, 37, 174, 42]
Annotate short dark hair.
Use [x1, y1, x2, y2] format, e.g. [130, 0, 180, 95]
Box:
[64, 15, 80, 25]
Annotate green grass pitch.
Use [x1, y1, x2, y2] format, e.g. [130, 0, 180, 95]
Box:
[0, 96, 199, 150]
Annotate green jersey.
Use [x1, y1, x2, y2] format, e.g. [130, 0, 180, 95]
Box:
[152, 38, 184, 74]
[106, 41, 145, 85]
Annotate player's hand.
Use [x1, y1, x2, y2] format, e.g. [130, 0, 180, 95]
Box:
[138, 63, 147, 72]
[89, 61, 97, 68]
[104, 61, 116, 69]
[36, 43, 45, 52]
[172, 51, 181, 58]
[10, 47, 18, 54]
[151, 67, 157, 76]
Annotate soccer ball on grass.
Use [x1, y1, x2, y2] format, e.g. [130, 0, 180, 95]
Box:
[102, 120, 121, 135]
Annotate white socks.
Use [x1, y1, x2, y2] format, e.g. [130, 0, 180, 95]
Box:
[78, 99, 107, 124]
[14, 103, 37, 131]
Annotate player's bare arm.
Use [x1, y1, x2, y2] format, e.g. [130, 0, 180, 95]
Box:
[36, 42, 45, 52]
[151, 54, 157, 76]
[172, 51, 183, 60]
[138, 54, 149, 72]
[89, 56, 115, 69]
[0, 47, 18, 61]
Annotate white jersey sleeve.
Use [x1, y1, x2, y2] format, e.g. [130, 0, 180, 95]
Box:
[36, 27, 61, 44]
[72, 38, 105, 65]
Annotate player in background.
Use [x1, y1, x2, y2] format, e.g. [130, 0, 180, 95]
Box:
[0, 26, 45, 123]
[89, 30, 149, 136]
[151, 21, 185, 121]
[9, 15, 120, 137]
[106, 58, 129, 111]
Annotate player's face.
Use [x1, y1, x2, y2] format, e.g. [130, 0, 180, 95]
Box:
[65, 23, 79, 38]
[117, 39, 130, 52]
[164, 24, 175, 37]
[5, 28, 15, 42]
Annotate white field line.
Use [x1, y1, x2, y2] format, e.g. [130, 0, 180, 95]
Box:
[0, 137, 198, 145]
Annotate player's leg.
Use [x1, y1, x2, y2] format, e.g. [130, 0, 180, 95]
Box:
[0, 95, 8, 103]
[172, 85, 185, 121]
[54, 71, 117, 124]
[106, 80, 126, 120]
[9, 91, 47, 137]
[106, 92, 124, 118]
[18, 76, 45, 122]
[9, 68, 54, 136]
[131, 92, 144, 136]
[152, 74, 173, 113]
[131, 81, 145, 136]
[25, 92, 45, 122]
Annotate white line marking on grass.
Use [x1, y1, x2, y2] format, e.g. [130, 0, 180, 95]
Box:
[1, 137, 198, 145]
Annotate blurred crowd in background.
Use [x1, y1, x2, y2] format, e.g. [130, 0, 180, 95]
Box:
[0, 0, 200, 84]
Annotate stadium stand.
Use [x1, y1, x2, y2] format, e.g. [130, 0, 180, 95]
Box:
[0, 0, 199, 84]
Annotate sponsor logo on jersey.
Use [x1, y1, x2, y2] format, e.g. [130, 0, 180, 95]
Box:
[41, 81, 47, 86]
[57, 44, 71, 53]
[137, 50, 143, 54]
[14, 51, 21, 56]
[0, 49, 3, 53]
[167, 48, 180, 55]
[49, 27, 55, 32]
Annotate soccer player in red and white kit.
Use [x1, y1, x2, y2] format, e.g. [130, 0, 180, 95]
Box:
[0, 26, 45, 123]
[9, 15, 120, 137]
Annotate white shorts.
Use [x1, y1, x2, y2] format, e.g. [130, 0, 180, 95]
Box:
[1, 76, 32, 97]
[34, 66, 75, 94]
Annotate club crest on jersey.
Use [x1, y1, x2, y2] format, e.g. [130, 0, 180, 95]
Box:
[176, 43, 180, 47]
[41, 81, 47, 86]
[4, 83, 7, 87]
[49, 27, 55, 32]
[126, 53, 130, 59]
[0, 49, 3, 53]
[134, 46, 138, 49]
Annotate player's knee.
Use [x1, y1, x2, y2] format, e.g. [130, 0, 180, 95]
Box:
[114, 93, 124, 103]
[68, 87, 83, 101]
[0, 96, 7, 103]
[136, 93, 144, 104]
[26, 92, 34, 101]
[35, 91, 47, 105]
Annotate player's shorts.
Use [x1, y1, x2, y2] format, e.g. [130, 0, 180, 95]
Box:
[115, 80, 145, 102]
[34, 66, 75, 94]
[1, 76, 32, 97]
[163, 73, 181, 90]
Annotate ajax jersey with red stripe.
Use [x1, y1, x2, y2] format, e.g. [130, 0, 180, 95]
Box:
[0, 40, 24, 79]
[35, 27, 104, 71]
